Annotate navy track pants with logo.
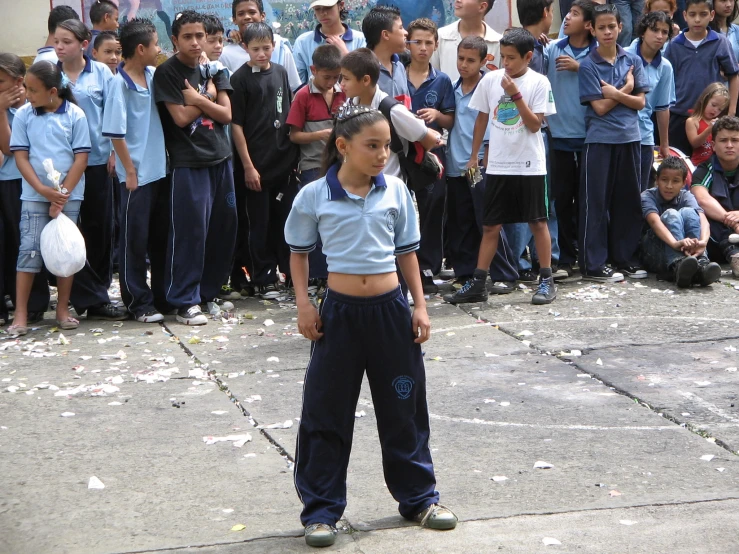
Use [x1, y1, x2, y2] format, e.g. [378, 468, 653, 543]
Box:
[294, 286, 439, 526]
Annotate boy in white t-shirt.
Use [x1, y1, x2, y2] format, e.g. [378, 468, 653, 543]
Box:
[444, 28, 557, 306]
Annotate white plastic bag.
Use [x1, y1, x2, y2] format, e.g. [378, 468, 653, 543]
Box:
[40, 213, 86, 277]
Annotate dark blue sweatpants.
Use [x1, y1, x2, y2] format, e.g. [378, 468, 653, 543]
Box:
[579, 142, 642, 273]
[165, 160, 237, 308]
[294, 286, 439, 526]
[119, 177, 170, 318]
[416, 148, 447, 276]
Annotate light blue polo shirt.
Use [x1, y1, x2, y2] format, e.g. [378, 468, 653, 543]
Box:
[9, 101, 91, 202]
[625, 41, 675, 146]
[545, 37, 595, 141]
[0, 105, 24, 181]
[102, 65, 167, 187]
[579, 45, 650, 144]
[293, 24, 366, 84]
[285, 164, 420, 274]
[60, 56, 114, 166]
[726, 24, 739, 63]
[378, 54, 410, 98]
[446, 77, 488, 177]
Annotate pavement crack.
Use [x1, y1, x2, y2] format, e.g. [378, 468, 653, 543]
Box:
[455, 305, 739, 457]
[161, 322, 296, 465]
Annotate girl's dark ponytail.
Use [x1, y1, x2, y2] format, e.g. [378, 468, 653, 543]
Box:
[320, 107, 388, 177]
[27, 61, 78, 106]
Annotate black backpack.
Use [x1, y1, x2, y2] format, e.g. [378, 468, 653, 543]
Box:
[378, 97, 444, 192]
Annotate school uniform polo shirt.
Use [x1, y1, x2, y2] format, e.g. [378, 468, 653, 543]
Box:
[579, 45, 650, 145]
[726, 24, 739, 62]
[85, 29, 102, 59]
[665, 30, 739, 116]
[59, 56, 114, 166]
[33, 46, 57, 65]
[102, 65, 167, 187]
[293, 24, 366, 84]
[285, 78, 346, 171]
[220, 36, 301, 91]
[691, 155, 739, 238]
[9, 101, 91, 202]
[431, 20, 502, 82]
[625, 41, 675, 147]
[545, 37, 596, 144]
[284, 164, 420, 274]
[446, 77, 489, 177]
[0, 104, 24, 181]
[378, 54, 410, 99]
[406, 65, 455, 133]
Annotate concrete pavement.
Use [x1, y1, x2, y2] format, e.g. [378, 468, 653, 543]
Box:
[1, 272, 738, 553]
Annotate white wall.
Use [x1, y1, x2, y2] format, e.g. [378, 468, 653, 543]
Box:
[0, 0, 59, 57]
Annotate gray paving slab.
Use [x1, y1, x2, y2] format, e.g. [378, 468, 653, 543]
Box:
[575, 340, 739, 453]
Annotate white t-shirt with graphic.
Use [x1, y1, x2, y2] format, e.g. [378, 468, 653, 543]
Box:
[469, 68, 556, 176]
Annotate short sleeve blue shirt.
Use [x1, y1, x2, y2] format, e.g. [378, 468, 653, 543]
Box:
[407, 65, 455, 132]
[9, 101, 91, 202]
[102, 65, 167, 187]
[579, 46, 650, 144]
[446, 77, 489, 177]
[284, 165, 420, 274]
[0, 104, 24, 181]
[378, 54, 410, 99]
[293, 25, 366, 84]
[641, 187, 703, 218]
[60, 56, 114, 166]
[625, 41, 675, 146]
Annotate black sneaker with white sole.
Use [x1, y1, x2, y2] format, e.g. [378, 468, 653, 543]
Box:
[87, 303, 128, 320]
[532, 277, 556, 304]
[421, 270, 439, 294]
[617, 265, 648, 279]
[582, 266, 625, 283]
[488, 281, 516, 294]
[517, 269, 538, 283]
[136, 309, 164, 323]
[176, 305, 208, 325]
[443, 277, 488, 304]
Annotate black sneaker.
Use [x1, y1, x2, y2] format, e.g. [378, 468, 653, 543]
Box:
[87, 303, 128, 320]
[258, 284, 281, 299]
[673, 256, 699, 288]
[532, 276, 556, 305]
[582, 266, 625, 283]
[556, 263, 574, 278]
[176, 305, 208, 325]
[617, 265, 648, 279]
[551, 265, 570, 281]
[421, 270, 439, 294]
[694, 258, 721, 286]
[517, 269, 538, 283]
[488, 281, 516, 294]
[443, 277, 488, 304]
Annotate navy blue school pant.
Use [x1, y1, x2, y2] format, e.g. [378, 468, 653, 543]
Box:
[166, 160, 237, 308]
[0, 179, 49, 317]
[416, 149, 447, 276]
[294, 287, 439, 526]
[243, 174, 298, 286]
[445, 176, 519, 281]
[551, 148, 581, 266]
[298, 168, 328, 280]
[640, 145, 654, 192]
[79, 164, 114, 288]
[669, 114, 692, 158]
[579, 142, 642, 273]
[119, 177, 171, 318]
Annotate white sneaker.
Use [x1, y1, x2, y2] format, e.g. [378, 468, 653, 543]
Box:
[729, 233, 739, 244]
[176, 306, 208, 325]
[136, 310, 164, 323]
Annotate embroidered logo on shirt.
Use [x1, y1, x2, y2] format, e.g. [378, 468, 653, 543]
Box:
[385, 208, 398, 231]
[425, 91, 438, 108]
[393, 375, 414, 400]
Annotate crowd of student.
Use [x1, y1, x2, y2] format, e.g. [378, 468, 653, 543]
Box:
[2, 0, 739, 335]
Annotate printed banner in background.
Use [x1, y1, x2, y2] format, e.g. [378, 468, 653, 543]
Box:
[52, 0, 511, 49]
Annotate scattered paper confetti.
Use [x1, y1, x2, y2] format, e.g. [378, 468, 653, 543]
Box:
[700, 454, 715, 461]
[257, 420, 293, 430]
[619, 520, 638, 526]
[542, 538, 561, 546]
[88, 476, 105, 490]
[266, 356, 279, 363]
[534, 461, 553, 469]
[596, 358, 603, 366]
[491, 476, 508, 482]
[263, 319, 275, 327]
[609, 490, 622, 497]
[60, 412, 75, 417]
[203, 434, 252, 447]
[230, 524, 246, 532]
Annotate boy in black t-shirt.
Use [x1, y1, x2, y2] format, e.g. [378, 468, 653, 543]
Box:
[153, 10, 237, 325]
[231, 22, 299, 299]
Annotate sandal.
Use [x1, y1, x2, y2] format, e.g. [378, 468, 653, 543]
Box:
[57, 317, 79, 330]
[7, 324, 28, 336]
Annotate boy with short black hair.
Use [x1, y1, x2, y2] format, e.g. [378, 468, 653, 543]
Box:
[87, 0, 120, 58]
[34, 5, 80, 64]
[665, 0, 739, 156]
[102, 18, 171, 322]
[545, 0, 597, 275]
[432, 0, 501, 82]
[691, 115, 739, 278]
[231, 22, 300, 299]
[444, 36, 521, 293]
[153, 10, 237, 325]
[578, 4, 649, 282]
[93, 31, 121, 74]
[641, 156, 721, 286]
[445, 28, 557, 305]
[517, 0, 555, 74]
[405, 17, 455, 293]
[361, 5, 410, 98]
[221, 0, 301, 90]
